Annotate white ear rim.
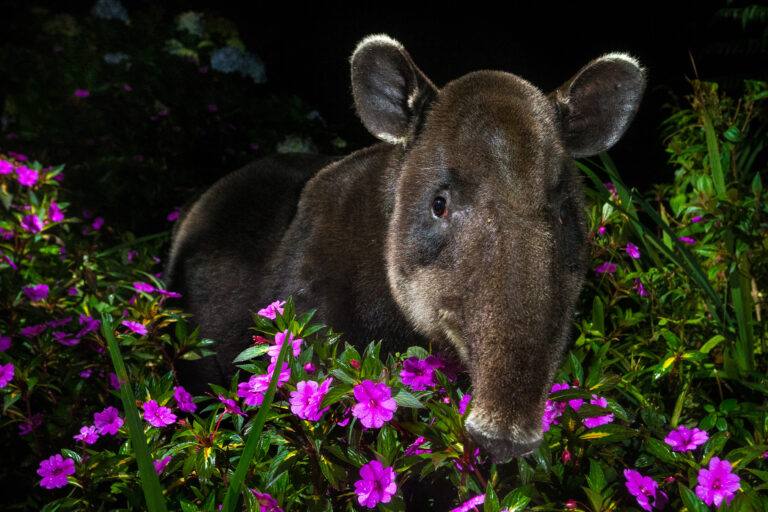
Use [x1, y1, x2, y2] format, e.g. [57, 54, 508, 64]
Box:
[352, 33, 403, 58]
[595, 52, 645, 75]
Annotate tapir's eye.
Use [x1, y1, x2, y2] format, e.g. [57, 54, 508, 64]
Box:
[432, 196, 448, 218]
[559, 206, 567, 224]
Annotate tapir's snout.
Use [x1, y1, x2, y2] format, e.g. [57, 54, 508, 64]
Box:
[465, 410, 544, 461]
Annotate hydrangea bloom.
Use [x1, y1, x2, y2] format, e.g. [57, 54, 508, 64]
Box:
[154, 456, 172, 475]
[257, 300, 285, 319]
[21, 214, 43, 233]
[15, 165, 38, 186]
[23, 284, 49, 302]
[399, 356, 438, 390]
[143, 400, 177, 427]
[624, 469, 667, 511]
[695, 456, 740, 507]
[0, 363, 14, 388]
[37, 454, 76, 489]
[268, 330, 302, 363]
[122, 320, 148, 336]
[664, 425, 709, 451]
[354, 460, 397, 508]
[583, 395, 614, 428]
[73, 425, 99, 444]
[594, 261, 617, 275]
[94, 406, 123, 435]
[174, 386, 196, 413]
[626, 243, 641, 259]
[352, 380, 397, 428]
[289, 378, 332, 421]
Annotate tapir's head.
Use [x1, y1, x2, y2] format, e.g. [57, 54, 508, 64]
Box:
[350, 35, 645, 460]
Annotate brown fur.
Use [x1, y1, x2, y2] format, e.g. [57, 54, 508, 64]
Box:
[167, 34, 645, 461]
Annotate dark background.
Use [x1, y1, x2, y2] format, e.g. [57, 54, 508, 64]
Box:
[3, 0, 765, 192]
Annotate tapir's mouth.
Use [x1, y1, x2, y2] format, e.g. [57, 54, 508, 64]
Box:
[465, 410, 543, 461]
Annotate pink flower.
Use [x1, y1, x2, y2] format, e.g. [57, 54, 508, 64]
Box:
[0, 335, 10, 351]
[53, 331, 80, 346]
[109, 372, 121, 390]
[598, 226, 607, 235]
[691, 215, 704, 223]
[258, 300, 285, 320]
[92, 217, 104, 230]
[174, 386, 196, 413]
[399, 356, 437, 391]
[268, 330, 302, 363]
[154, 456, 172, 475]
[143, 400, 177, 427]
[122, 320, 148, 336]
[21, 214, 43, 233]
[0, 363, 14, 388]
[678, 236, 695, 244]
[21, 323, 47, 337]
[542, 400, 560, 432]
[75, 89, 89, 98]
[134, 282, 156, 293]
[626, 243, 641, 259]
[624, 469, 667, 511]
[23, 283, 49, 302]
[289, 378, 332, 421]
[237, 374, 268, 406]
[167, 209, 180, 221]
[304, 362, 316, 372]
[19, 413, 43, 435]
[633, 278, 648, 296]
[695, 457, 740, 507]
[352, 380, 397, 428]
[405, 436, 430, 455]
[0, 160, 13, 174]
[251, 490, 283, 512]
[594, 261, 617, 275]
[458, 394, 472, 415]
[48, 201, 64, 222]
[218, 394, 246, 416]
[15, 165, 39, 186]
[37, 454, 76, 489]
[73, 425, 100, 444]
[664, 425, 709, 451]
[583, 395, 614, 428]
[450, 494, 486, 512]
[354, 460, 397, 508]
[94, 406, 123, 435]
[604, 182, 618, 200]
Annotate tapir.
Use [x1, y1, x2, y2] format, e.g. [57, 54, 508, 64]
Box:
[166, 34, 645, 461]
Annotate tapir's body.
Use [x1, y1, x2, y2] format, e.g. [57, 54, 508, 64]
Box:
[167, 34, 645, 461]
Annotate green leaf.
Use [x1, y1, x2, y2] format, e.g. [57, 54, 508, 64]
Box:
[678, 483, 708, 512]
[483, 484, 500, 512]
[320, 382, 352, 408]
[405, 346, 429, 359]
[500, 485, 532, 512]
[699, 335, 725, 354]
[582, 487, 604, 512]
[587, 459, 607, 492]
[233, 344, 270, 363]
[391, 387, 424, 408]
[579, 424, 637, 445]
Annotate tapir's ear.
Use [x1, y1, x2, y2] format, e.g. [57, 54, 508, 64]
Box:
[552, 53, 646, 157]
[351, 34, 437, 145]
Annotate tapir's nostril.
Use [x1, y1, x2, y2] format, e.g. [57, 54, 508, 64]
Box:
[465, 415, 543, 461]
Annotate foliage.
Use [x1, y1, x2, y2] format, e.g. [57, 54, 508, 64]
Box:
[0, 3, 346, 234]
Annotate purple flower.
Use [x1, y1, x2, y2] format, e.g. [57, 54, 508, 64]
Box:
[304, 362, 316, 372]
[94, 406, 123, 435]
[258, 300, 285, 320]
[542, 400, 560, 432]
[218, 394, 246, 416]
[21, 323, 47, 337]
[109, 372, 121, 390]
[624, 469, 667, 511]
[53, 331, 80, 346]
[583, 395, 614, 428]
[598, 225, 607, 235]
[15, 165, 39, 186]
[405, 436, 430, 455]
[73, 425, 100, 444]
[400, 356, 437, 391]
[354, 460, 397, 508]
[451, 494, 486, 512]
[0, 160, 13, 174]
[458, 394, 472, 415]
[0, 335, 10, 351]
[23, 284, 49, 302]
[633, 278, 648, 296]
[251, 490, 283, 512]
[143, 400, 177, 427]
[174, 386, 196, 413]
[664, 425, 709, 451]
[268, 330, 302, 363]
[19, 413, 43, 435]
[594, 261, 617, 275]
[122, 320, 147, 336]
[80, 369, 92, 378]
[289, 378, 332, 421]
[604, 182, 619, 200]
[37, 454, 76, 489]
[678, 236, 695, 244]
[208, 104, 218, 112]
[167, 209, 180, 221]
[75, 89, 89, 98]
[0, 363, 14, 388]
[134, 282, 156, 293]
[626, 243, 641, 259]
[77, 314, 100, 337]
[691, 215, 704, 223]
[68, 287, 79, 296]
[352, 380, 397, 428]
[21, 214, 43, 233]
[92, 217, 104, 230]
[157, 288, 182, 298]
[154, 456, 172, 475]
[695, 457, 740, 507]
[238, 374, 268, 406]
[48, 201, 64, 222]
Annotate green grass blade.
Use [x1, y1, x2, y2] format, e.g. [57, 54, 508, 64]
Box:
[703, 113, 727, 200]
[101, 314, 168, 512]
[221, 329, 294, 512]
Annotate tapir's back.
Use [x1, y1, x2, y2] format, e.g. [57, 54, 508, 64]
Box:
[166, 153, 337, 392]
